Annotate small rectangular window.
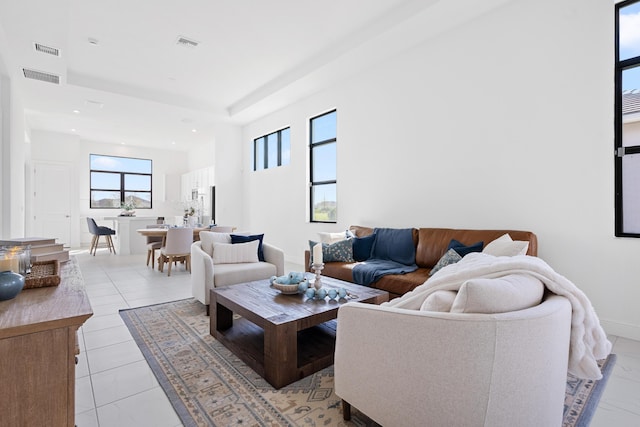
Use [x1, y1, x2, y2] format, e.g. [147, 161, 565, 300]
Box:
[253, 127, 290, 171]
[90, 154, 152, 209]
[310, 110, 337, 223]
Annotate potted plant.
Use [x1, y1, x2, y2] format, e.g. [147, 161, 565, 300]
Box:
[120, 197, 136, 216]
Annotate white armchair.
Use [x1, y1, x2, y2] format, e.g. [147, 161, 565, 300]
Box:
[334, 294, 572, 427]
[191, 231, 284, 314]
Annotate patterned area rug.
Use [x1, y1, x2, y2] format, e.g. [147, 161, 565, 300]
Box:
[120, 298, 615, 427]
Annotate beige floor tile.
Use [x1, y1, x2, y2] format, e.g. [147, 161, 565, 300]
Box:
[87, 340, 144, 374]
[83, 325, 133, 350]
[91, 301, 130, 317]
[95, 387, 181, 427]
[75, 409, 100, 427]
[82, 313, 126, 333]
[92, 360, 159, 407]
[75, 375, 96, 414]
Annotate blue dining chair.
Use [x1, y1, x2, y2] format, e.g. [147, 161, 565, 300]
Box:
[86, 218, 116, 256]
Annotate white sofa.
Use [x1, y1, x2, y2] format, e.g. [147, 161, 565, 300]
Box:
[334, 294, 572, 427]
[191, 231, 285, 314]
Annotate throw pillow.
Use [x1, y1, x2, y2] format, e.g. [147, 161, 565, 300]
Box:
[318, 231, 348, 244]
[420, 290, 458, 312]
[199, 231, 231, 257]
[483, 233, 529, 257]
[230, 234, 265, 261]
[429, 248, 462, 276]
[447, 239, 484, 257]
[450, 274, 545, 314]
[352, 233, 376, 261]
[308, 239, 354, 264]
[212, 240, 259, 264]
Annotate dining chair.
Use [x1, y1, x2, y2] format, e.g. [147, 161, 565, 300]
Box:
[86, 217, 116, 256]
[158, 227, 193, 276]
[145, 225, 163, 268]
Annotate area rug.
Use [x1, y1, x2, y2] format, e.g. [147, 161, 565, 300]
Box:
[120, 298, 616, 427]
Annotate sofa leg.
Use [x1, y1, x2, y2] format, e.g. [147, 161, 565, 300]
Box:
[342, 400, 351, 421]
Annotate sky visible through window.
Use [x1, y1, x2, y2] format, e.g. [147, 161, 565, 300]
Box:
[621, 2, 640, 90]
[90, 155, 151, 188]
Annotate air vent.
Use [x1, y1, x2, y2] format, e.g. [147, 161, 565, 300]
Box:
[176, 36, 199, 48]
[22, 68, 60, 84]
[33, 42, 61, 57]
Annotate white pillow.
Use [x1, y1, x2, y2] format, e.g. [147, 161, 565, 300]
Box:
[199, 231, 231, 257]
[318, 231, 347, 244]
[420, 290, 457, 312]
[211, 240, 259, 264]
[482, 233, 529, 257]
[450, 274, 544, 314]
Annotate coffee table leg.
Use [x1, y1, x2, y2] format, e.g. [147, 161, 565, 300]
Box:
[210, 302, 233, 336]
[264, 322, 297, 389]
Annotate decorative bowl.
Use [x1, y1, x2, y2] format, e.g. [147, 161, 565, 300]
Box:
[271, 278, 308, 295]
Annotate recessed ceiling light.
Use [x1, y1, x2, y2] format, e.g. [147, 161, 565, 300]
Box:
[121, 142, 125, 145]
[73, 109, 80, 114]
[171, 141, 176, 145]
[71, 128, 76, 132]
[191, 129, 197, 133]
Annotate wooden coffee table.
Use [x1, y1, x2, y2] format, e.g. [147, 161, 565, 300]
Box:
[210, 275, 389, 389]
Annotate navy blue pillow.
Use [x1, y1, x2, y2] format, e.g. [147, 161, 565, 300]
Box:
[231, 234, 265, 261]
[352, 234, 376, 261]
[447, 239, 483, 257]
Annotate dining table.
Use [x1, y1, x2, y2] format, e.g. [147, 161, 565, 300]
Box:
[136, 226, 209, 246]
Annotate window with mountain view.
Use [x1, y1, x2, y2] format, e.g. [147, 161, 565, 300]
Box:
[90, 154, 152, 209]
[310, 110, 337, 223]
[615, 0, 640, 235]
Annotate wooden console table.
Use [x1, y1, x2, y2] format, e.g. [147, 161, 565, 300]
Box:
[0, 261, 92, 426]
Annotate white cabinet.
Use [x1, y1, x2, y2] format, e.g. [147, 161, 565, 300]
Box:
[181, 166, 215, 222]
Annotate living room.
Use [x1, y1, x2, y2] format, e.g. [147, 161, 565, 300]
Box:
[1, 0, 639, 426]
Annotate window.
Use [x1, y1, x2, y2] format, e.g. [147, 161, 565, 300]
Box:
[615, 0, 640, 235]
[253, 127, 290, 171]
[90, 154, 152, 209]
[309, 110, 337, 223]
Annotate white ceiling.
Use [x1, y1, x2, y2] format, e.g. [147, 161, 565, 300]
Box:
[0, 0, 510, 151]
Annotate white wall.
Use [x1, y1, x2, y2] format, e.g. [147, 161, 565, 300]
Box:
[241, 0, 640, 339]
[30, 130, 189, 247]
[212, 123, 244, 229]
[0, 72, 28, 240]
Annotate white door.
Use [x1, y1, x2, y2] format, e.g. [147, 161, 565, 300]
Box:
[33, 162, 72, 246]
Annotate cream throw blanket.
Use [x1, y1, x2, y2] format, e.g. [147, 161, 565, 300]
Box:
[384, 253, 612, 380]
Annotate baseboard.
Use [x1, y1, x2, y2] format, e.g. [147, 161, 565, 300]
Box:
[600, 318, 640, 342]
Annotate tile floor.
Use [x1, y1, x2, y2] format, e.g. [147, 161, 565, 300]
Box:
[72, 249, 640, 426]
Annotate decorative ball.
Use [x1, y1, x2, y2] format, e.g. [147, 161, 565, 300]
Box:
[0, 270, 25, 301]
[297, 281, 309, 293]
[337, 288, 348, 299]
[305, 288, 316, 299]
[316, 288, 327, 300]
[327, 289, 338, 300]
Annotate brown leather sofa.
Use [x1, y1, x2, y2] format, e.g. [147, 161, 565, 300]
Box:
[305, 226, 538, 299]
